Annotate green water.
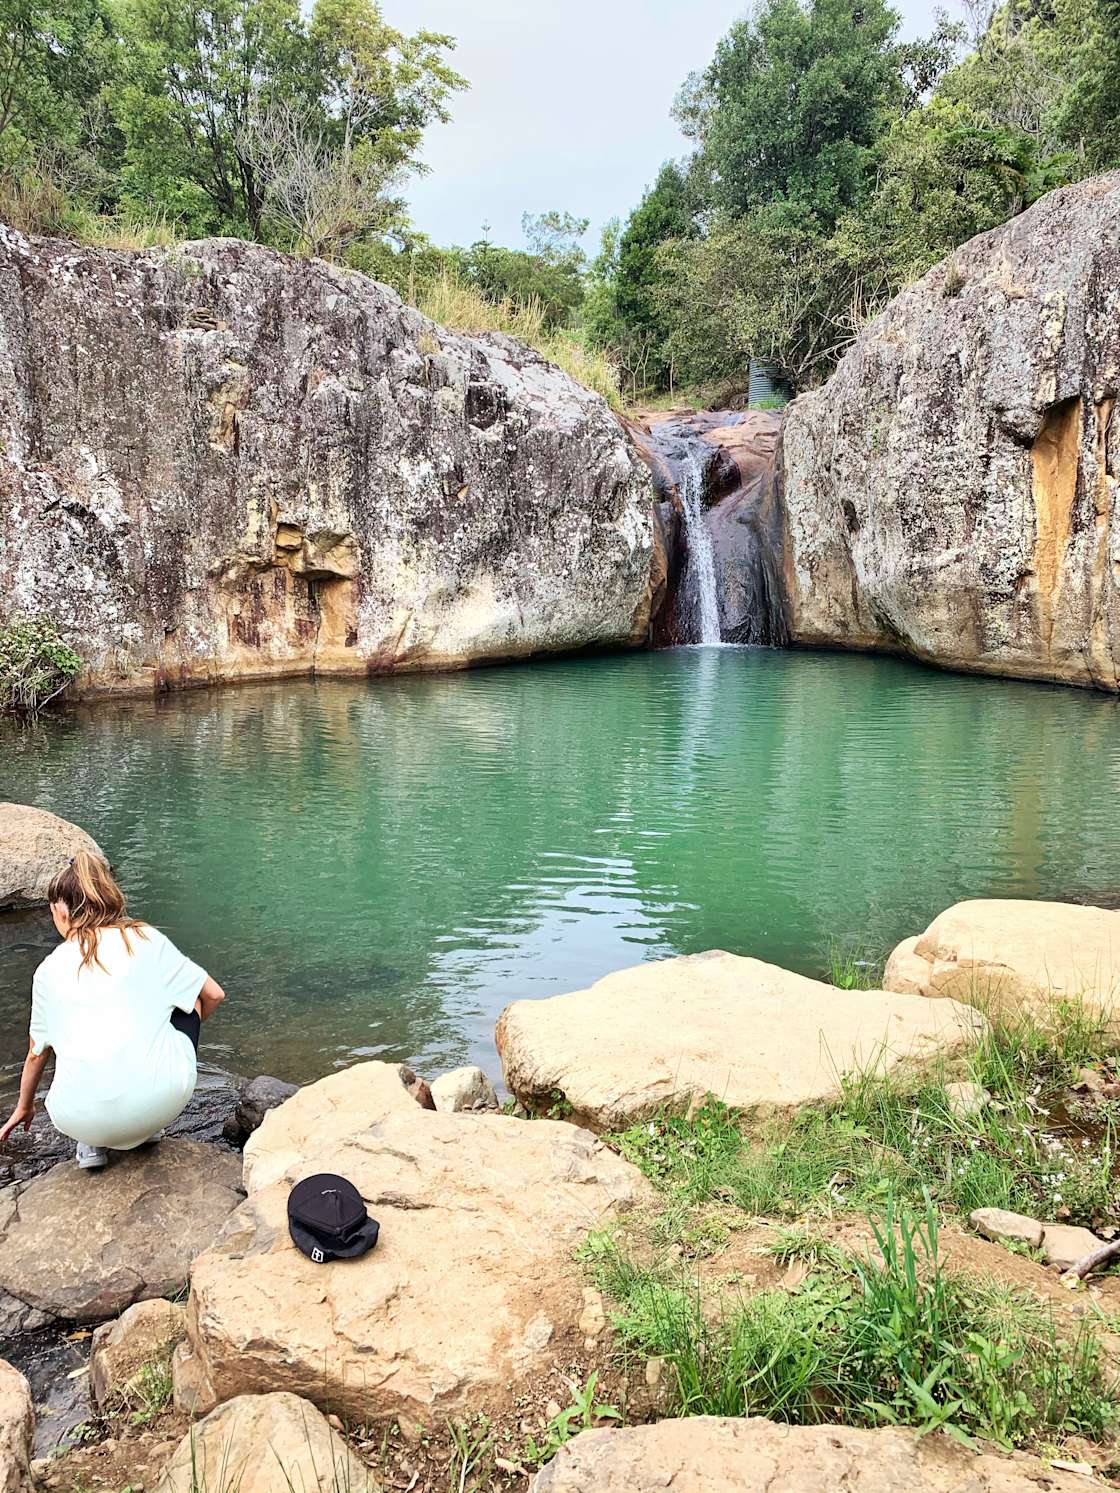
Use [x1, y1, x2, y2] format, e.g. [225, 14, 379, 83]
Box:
[2, 647, 1119, 1090]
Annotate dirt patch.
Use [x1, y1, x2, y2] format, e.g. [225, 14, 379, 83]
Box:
[34, 1407, 190, 1492]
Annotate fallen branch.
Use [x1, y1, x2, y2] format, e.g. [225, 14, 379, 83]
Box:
[1063, 1237, 1120, 1280]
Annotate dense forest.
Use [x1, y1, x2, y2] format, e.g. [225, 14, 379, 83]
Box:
[2, 0, 1117, 400]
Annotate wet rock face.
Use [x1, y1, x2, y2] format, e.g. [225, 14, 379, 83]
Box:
[780, 171, 1120, 688]
[635, 409, 788, 647]
[0, 229, 658, 695]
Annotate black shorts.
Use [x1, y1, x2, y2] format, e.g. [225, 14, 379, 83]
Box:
[170, 1008, 201, 1053]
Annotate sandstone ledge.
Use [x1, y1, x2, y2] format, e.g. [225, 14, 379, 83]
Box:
[497, 950, 985, 1132]
[242, 1059, 428, 1193]
[531, 1416, 1098, 1491]
[884, 899, 1120, 1023]
[182, 1110, 651, 1428]
[0, 1141, 243, 1331]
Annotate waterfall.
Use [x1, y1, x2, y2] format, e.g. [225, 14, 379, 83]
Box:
[679, 452, 722, 646]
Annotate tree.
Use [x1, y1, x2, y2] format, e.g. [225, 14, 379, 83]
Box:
[445, 209, 589, 328]
[1044, 0, 1120, 170]
[521, 208, 588, 264]
[237, 95, 407, 257]
[674, 0, 908, 231]
[0, 0, 118, 171]
[615, 162, 694, 339]
[112, 0, 465, 240]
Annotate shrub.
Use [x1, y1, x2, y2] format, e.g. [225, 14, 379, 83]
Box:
[0, 618, 83, 712]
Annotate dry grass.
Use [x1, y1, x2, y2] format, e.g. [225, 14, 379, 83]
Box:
[414, 272, 622, 409]
[0, 169, 181, 249]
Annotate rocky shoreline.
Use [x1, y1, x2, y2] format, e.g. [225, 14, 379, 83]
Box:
[4, 802, 1120, 1488]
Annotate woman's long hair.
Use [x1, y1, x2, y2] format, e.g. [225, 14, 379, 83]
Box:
[46, 849, 146, 972]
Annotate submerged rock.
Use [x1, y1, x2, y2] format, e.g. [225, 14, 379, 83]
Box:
[883, 899, 1120, 1023]
[241, 1059, 430, 1193]
[0, 1141, 243, 1329]
[0, 1359, 33, 1493]
[182, 1110, 650, 1428]
[496, 950, 984, 1132]
[779, 171, 1120, 690]
[0, 230, 658, 697]
[156, 1392, 373, 1493]
[530, 1416, 1097, 1491]
[0, 805, 102, 912]
[220, 1075, 298, 1145]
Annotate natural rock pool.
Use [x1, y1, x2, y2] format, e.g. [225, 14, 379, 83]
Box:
[2, 646, 1119, 1091]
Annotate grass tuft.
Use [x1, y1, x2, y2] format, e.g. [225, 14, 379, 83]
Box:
[611, 1000, 1120, 1230]
[587, 1193, 1119, 1451]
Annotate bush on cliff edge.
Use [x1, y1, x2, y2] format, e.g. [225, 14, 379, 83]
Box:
[0, 618, 83, 713]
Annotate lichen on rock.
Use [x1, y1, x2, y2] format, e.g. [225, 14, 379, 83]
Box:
[779, 171, 1120, 689]
[0, 230, 659, 696]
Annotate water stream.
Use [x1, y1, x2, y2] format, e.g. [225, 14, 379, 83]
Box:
[678, 451, 723, 646]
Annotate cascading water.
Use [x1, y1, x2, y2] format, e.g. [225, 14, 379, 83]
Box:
[644, 407, 789, 649]
[678, 451, 722, 646]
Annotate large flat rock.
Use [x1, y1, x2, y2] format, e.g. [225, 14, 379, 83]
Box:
[531, 1417, 1095, 1491]
[0, 804, 102, 911]
[0, 1141, 243, 1330]
[242, 1060, 427, 1193]
[183, 1110, 651, 1429]
[496, 951, 984, 1131]
[884, 900, 1120, 1022]
[156, 1393, 374, 1493]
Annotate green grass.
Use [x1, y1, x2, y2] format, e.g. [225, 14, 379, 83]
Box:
[126, 1360, 173, 1426]
[612, 1000, 1120, 1230]
[824, 940, 884, 990]
[584, 1194, 1119, 1451]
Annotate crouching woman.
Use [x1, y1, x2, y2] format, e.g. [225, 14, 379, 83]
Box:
[0, 851, 225, 1170]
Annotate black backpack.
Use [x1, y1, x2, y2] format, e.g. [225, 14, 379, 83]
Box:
[287, 1174, 380, 1264]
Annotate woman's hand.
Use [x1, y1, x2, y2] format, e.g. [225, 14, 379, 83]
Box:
[2, 1040, 50, 1143]
[0, 1101, 35, 1143]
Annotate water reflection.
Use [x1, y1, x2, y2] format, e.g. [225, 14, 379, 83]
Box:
[2, 649, 1118, 1086]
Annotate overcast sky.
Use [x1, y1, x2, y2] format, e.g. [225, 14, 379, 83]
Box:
[379, 0, 954, 253]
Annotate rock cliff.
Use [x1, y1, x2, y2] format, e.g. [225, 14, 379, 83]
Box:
[780, 171, 1120, 688]
[0, 229, 659, 695]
